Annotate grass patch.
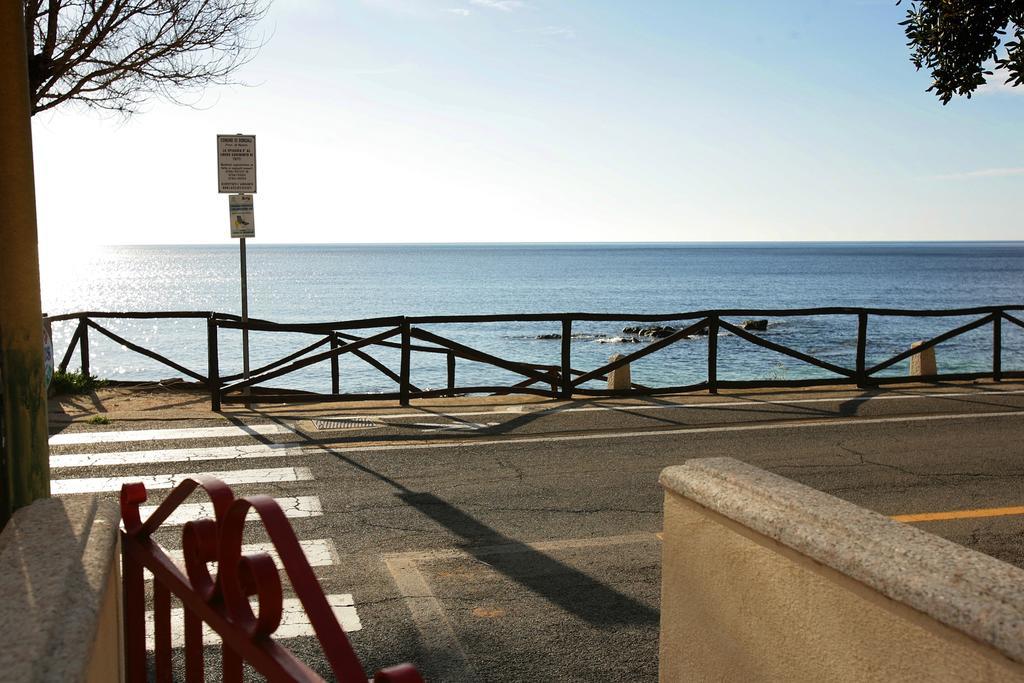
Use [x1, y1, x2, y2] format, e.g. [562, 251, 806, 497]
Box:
[87, 415, 110, 425]
[51, 370, 106, 395]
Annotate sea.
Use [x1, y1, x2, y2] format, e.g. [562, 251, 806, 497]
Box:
[39, 242, 1024, 394]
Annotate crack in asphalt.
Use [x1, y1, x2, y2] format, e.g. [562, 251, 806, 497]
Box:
[358, 517, 435, 534]
[494, 459, 526, 482]
[457, 503, 659, 516]
[835, 443, 1024, 480]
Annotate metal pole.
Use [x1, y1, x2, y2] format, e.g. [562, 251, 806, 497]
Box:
[0, 0, 51, 527]
[239, 235, 250, 399]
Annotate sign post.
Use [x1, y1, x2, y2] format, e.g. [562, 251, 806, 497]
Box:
[217, 134, 257, 397]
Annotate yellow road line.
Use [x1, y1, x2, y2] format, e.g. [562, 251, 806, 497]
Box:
[892, 506, 1024, 523]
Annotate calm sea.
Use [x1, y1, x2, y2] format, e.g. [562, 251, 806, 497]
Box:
[40, 243, 1024, 394]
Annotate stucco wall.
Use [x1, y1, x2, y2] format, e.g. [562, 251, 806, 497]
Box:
[0, 496, 123, 682]
[659, 460, 1024, 682]
[85, 537, 124, 683]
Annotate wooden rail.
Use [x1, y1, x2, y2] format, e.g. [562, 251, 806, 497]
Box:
[42, 306, 1024, 410]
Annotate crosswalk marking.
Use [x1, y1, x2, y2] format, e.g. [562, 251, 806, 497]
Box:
[407, 421, 499, 433]
[138, 496, 323, 526]
[145, 594, 361, 649]
[147, 539, 339, 582]
[52, 466, 313, 495]
[49, 422, 354, 643]
[49, 423, 293, 446]
[162, 538, 339, 570]
[50, 442, 305, 469]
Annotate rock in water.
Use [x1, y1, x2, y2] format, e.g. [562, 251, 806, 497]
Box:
[645, 326, 677, 338]
[622, 325, 678, 338]
[742, 319, 768, 331]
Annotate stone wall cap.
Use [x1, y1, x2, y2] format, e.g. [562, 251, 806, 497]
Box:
[660, 457, 1024, 665]
[0, 496, 121, 682]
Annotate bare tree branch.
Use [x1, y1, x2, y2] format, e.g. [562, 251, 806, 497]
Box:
[24, 0, 269, 115]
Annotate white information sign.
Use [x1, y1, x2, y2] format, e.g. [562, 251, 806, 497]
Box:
[229, 194, 255, 238]
[217, 134, 257, 193]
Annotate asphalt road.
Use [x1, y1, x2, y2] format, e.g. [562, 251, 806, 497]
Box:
[48, 382, 1024, 681]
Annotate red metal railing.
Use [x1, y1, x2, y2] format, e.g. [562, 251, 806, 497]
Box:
[121, 476, 423, 682]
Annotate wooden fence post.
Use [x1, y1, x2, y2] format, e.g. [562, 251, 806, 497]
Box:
[856, 312, 868, 388]
[207, 316, 221, 412]
[707, 316, 718, 395]
[560, 318, 572, 400]
[993, 311, 1002, 382]
[400, 320, 411, 406]
[330, 333, 340, 395]
[79, 318, 90, 377]
[446, 351, 456, 397]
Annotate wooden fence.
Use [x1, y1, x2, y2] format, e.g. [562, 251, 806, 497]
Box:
[43, 306, 1024, 410]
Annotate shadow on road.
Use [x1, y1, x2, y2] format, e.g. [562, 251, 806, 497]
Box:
[398, 490, 659, 627]
[248, 411, 658, 628]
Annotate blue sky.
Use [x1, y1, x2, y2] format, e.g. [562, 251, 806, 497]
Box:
[29, 0, 1024, 245]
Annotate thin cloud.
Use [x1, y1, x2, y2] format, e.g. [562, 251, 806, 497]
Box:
[345, 62, 419, 76]
[976, 78, 1024, 96]
[535, 25, 576, 39]
[443, 7, 471, 15]
[469, 0, 524, 11]
[358, 0, 419, 14]
[931, 167, 1024, 180]
[972, 63, 1024, 96]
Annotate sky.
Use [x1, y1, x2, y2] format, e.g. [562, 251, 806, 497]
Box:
[28, 0, 1024, 245]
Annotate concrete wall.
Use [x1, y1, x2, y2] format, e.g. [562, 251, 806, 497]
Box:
[659, 458, 1024, 682]
[0, 496, 123, 682]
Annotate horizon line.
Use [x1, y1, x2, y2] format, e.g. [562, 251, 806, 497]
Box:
[73, 239, 1024, 248]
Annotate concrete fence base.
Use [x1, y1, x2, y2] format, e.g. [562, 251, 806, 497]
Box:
[659, 458, 1024, 682]
[607, 353, 631, 391]
[910, 341, 937, 376]
[0, 496, 123, 682]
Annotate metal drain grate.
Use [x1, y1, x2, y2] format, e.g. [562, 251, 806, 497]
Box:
[311, 417, 379, 431]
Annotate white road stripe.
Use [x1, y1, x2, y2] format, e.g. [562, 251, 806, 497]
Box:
[145, 594, 361, 649]
[383, 556, 475, 681]
[357, 388, 1024, 422]
[52, 466, 313, 495]
[49, 423, 292, 446]
[328, 409, 1024, 454]
[50, 442, 305, 469]
[147, 539, 339, 582]
[407, 422, 499, 432]
[138, 496, 322, 526]
[163, 538, 339, 570]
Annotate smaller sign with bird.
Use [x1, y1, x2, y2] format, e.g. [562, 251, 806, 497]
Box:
[229, 194, 255, 238]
